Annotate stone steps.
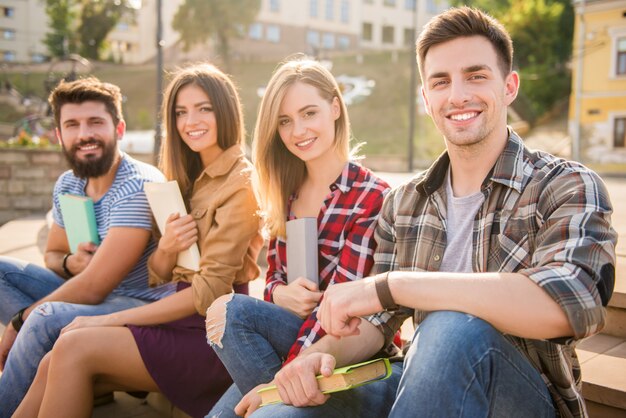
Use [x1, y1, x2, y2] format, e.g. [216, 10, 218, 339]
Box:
[579, 257, 626, 417]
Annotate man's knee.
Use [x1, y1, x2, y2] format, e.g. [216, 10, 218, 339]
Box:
[412, 311, 500, 358]
[24, 302, 77, 337]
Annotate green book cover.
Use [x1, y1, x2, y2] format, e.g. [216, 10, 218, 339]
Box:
[258, 358, 392, 406]
[58, 194, 100, 253]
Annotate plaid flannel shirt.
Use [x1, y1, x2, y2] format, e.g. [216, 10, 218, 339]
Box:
[367, 131, 617, 418]
[264, 162, 390, 363]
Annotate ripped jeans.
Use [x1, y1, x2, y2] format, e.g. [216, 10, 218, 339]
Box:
[205, 294, 304, 417]
[0, 256, 148, 418]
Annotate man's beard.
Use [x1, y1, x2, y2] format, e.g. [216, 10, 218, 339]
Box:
[62, 138, 118, 179]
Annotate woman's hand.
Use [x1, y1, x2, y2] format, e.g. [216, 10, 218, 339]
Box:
[60, 314, 118, 335]
[273, 278, 322, 319]
[158, 213, 199, 255]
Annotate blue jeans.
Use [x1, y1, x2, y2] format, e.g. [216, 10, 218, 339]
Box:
[0, 256, 148, 417]
[206, 295, 401, 418]
[232, 311, 556, 418]
[207, 294, 303, 415]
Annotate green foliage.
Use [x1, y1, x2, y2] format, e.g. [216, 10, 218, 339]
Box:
[172, 0, 261, 68]
[78, 0, 132, 60]
[448, 0, 574, 120]
[43, 0, 78, 58]
[43, 0, 134, 60]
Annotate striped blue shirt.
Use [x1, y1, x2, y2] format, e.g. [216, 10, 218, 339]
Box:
[52, 152, 175, 300]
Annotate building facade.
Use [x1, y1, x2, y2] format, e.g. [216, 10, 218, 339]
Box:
[0, 1, 48, 63]
[0, 0, 448, 65]
[569, 0, 626, 163]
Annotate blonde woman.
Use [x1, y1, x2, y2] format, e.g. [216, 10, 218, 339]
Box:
[14, 64, 263, 418]
[205, 58, 390, 417]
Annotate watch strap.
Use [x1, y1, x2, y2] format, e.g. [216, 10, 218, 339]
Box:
[375, 272, 398, 311]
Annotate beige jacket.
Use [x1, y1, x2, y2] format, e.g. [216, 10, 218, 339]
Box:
[149, 145, 264, 314]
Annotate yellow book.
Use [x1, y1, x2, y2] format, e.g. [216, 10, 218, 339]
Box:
[258, 358, 392, 406]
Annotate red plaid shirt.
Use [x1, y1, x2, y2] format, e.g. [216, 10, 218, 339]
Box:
[264, 162, 390, 363]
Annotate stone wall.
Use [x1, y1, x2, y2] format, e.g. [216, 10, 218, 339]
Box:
[0, 148, 67, 225]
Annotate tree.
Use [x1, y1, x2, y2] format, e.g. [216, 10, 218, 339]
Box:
[172, 0, 261, 69]
[448, 0, 574, 120]
[77, 0, 133, 60]
[43, 0, 78, 58]
[43, 0, 134, 60]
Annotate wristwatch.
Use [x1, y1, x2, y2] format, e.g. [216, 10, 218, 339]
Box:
[11, 307, 27, 332]
[62, 252, 73, 277]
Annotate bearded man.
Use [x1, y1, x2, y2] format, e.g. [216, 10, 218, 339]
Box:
[0, 77, 174, 417]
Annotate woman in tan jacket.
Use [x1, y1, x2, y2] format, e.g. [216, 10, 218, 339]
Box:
[14, 64, 263, 418]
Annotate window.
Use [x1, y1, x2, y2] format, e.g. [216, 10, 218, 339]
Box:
[617, 37, 626, 76]
[310, 0, 318, 18]
[404, 28, 415, 46]
[249, 23, 263, 40]
[2, 50, 15, 62]
[269, 0, 280, 12]
[362, 22, 373, 41]
[404, 0, 416, 10]
[307, 30, 320, 47]
[615, 117, 626, 148]
[2, 7, 14, 18]
[31, 53, 47, 63]
[322, 33, 335, 49]
[266, 25, 281, 43]
[338, 35, 350, 49]
[384, 0, 396, 7]
[326, 0, 334, 20]
[340, 0, 349, 23]
[2, 28, 15, 40]
[382, 25, 394, 44]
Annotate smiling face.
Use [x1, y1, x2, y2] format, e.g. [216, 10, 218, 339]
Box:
[276, 81, 341, 164]
[421, 36, 519, 152]
[57, 100, 122, 179]
[175, 83, 221, 167]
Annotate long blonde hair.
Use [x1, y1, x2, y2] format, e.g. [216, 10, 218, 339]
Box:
[253, 58, 351, 238]
[159, 63, 245, 200]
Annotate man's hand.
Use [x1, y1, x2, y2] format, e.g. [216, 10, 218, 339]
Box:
[273, 278, 322, 319]
[67, 242, 98, 275]
[0, 323, 18, 371]
[235, 383, 272, 417]
[272, 352, 335, 407]
[318, 277, 383, 337]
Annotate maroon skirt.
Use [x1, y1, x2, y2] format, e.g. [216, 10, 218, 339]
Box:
[128, 282, 248, 418]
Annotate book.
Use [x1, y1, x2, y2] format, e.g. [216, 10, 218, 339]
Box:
[258, 358, 392, 406]
[286, 217, 318, 285]
[58, 194, 100, 253]
[144, 181, 201, 271]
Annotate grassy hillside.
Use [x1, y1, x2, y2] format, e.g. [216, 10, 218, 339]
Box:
[3, 52, 445, 162]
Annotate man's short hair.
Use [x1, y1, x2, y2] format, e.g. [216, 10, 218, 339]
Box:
[48, 77, 124, 127]
[417, 7, 513, 78]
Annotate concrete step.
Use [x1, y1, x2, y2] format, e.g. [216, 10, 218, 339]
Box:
[603, 256, 626, 339]
[578, 333, 626, 416]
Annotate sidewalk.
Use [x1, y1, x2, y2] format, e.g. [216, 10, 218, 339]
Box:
[0, 172, 624, 416]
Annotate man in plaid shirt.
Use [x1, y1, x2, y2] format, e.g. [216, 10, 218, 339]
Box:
[237, 7, 617, 418]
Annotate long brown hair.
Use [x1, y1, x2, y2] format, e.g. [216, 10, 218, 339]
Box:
[253, 58, 351, 238]
[159, 63, 245, 199]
